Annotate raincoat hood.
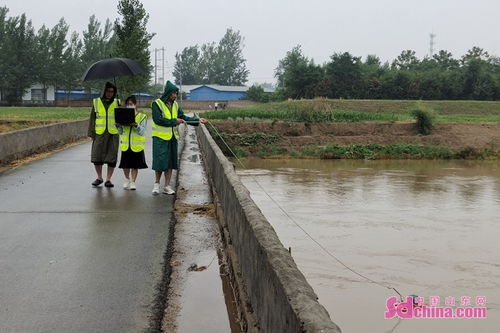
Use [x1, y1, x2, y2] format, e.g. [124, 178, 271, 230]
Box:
[161, 80, 179, 101]
[101, 81, 117, 100]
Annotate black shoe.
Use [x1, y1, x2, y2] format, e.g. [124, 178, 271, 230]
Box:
[92, 179, 104, 187]
[104, 180, 114, 188]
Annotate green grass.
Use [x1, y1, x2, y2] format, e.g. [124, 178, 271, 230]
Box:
[436, 114, 500, 122]
[0, 107, 89, 121]
[249, 144, 497, 160]
[319, 143, 453, 159]
[200, 99, 500, 123]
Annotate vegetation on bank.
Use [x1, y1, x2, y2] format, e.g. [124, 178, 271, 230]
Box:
[200, 99, 500, 124]
[207, 128, 499, 160]
[0, 107, 90, 121]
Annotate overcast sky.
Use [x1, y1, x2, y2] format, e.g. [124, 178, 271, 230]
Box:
[2, 0, 500, 85]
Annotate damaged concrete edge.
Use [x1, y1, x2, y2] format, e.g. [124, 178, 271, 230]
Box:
[196, 124, 342, 333]
[0, 120, 89, 166]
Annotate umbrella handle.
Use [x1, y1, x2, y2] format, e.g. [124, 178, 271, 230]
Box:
[113, 77, 120, 104]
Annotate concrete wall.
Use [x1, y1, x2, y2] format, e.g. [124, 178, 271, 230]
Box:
[196, 124, 341, 333]
[0, 120, 88, 165]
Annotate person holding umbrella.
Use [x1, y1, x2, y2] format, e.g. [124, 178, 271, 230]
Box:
[88, 82, 121, 187]
[151, 81, 207, 195]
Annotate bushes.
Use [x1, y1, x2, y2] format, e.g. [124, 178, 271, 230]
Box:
[409, 103, 436, 134]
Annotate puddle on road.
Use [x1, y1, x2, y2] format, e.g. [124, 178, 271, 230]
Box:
[237, 158, 500, 333]
[164, 125, 240, 333]
[187, 154, 200, 163]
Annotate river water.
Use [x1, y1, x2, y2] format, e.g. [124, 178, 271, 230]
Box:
[236, 158, 500, 333]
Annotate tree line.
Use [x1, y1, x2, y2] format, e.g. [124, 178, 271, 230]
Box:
[273, 45, 500, 101]
[0, 0, 153, 103]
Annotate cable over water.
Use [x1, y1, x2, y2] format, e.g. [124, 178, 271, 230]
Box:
[205, 119, 407, 301]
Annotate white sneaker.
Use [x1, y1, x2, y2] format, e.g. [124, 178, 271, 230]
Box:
[163, 185, 175, 195]
[123, 180, 131, 189]
[152, 183, 160, 195]
[129, 182, 136, 190]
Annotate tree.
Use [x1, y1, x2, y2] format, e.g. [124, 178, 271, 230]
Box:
[81, 15, 115, 94]
[432, 50, 459, 70]
[173, 45, 203, 85]
[212, 28, 249, 85]
[82, 15, 115, 67]
[200, 42, 217, 84]
[325, 52, 362, 98]
[174, 28, 249, 86]
[33, 25, 51, 94]
[392, 50, 419, 70]
[114, 0, 155, 97]
[47, 19, 69, 88]
[60, 31, 84, 100]
[275, 45, 319, 99]
[246, 85, 268, 102]
[0, 6, 9, 100]
[0, 12, 36, 102]
[461, 46, 489, 65]
[461, 47, 494, 99]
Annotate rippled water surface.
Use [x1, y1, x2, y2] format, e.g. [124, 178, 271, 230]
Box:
[237, 159, 500, 333]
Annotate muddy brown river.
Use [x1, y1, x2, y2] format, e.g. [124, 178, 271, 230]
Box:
[237, 159, 499, 333]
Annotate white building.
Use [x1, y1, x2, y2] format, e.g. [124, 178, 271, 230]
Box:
[22, 84, 56, 102]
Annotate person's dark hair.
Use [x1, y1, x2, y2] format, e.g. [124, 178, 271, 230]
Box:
[125, 95, 137, 105]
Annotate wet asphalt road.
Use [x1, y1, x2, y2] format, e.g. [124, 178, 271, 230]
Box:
[0, 139, 174, 332]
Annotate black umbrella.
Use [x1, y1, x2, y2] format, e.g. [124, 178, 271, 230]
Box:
[81, 57, 145, 81]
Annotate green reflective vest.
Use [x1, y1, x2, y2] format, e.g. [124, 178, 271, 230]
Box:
[120, 112, 147, 152]
[152, 99, 179, 141]
[93, 98, 119, 135]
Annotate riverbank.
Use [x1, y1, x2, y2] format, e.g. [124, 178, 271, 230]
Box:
[208, 121, 500, 159]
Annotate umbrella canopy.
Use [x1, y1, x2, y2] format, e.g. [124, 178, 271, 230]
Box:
[81, 57, 145, 81]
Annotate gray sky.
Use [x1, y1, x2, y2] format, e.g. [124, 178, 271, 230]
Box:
[3, 0, 500, 85]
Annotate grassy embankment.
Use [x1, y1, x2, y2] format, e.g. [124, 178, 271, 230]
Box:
[0, 106, 152, 133]
[0, 107, 89, 133]
[201, 99, 500, 123]
[201, 99, 500, 160]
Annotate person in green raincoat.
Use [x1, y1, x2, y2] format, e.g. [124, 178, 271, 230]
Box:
[151, 81, 207, 195]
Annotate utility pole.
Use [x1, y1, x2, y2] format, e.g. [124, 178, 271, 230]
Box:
[429, 33, 436, 57]
[154, 48, 157, 88]
[154, 47, 165, 95]
[161, 47, 165, 88]
[179, 66, 183, 105]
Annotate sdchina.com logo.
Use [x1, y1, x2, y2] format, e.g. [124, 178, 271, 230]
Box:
[385, 296, 487, 319]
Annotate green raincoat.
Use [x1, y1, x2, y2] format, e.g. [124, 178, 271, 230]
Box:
[152, 81, 199, 171]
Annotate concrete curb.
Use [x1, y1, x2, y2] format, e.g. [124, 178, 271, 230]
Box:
[0, 120, 89, 165]
[196, 124, 342, 333]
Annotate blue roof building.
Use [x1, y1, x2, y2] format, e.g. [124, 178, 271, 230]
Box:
[188, 85, 248, 101]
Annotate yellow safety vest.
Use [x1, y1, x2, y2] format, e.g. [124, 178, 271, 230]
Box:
[120, 113, 147, 152]
[152, 99, 179, 141]
[93, 98, 119, 135]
